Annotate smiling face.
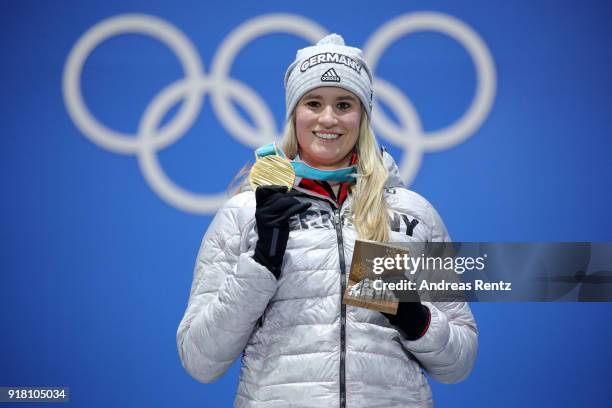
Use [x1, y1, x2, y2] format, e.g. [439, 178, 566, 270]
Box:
[294, 87, 362, 170]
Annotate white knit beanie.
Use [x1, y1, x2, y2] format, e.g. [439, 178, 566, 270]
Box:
[284, 33, 374, 120]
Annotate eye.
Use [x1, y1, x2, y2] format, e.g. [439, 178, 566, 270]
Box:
[306, 100, 321, 108]
[337, 101, 351, 110]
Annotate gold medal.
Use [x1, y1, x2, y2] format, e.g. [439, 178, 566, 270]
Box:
[249, 154, 296, 191]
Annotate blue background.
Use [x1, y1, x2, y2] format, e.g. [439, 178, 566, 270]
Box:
[2, 0, 612, 406]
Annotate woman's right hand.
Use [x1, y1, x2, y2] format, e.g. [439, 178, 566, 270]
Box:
[252, 186, 311, 279]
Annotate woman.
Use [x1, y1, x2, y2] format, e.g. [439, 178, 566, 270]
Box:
[177, 34, 477, 407]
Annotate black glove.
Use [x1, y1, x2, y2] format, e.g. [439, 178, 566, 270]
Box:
[382, 283, 431, 340]
[252, 185, 311, 279]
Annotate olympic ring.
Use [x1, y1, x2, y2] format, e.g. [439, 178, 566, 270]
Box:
[209, 15, 327, 146]
[62, 12, 496, 214]
[63, 14, 204, 154]
[364, 12, 496, 180]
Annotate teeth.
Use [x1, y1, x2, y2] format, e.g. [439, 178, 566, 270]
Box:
[315, 132, 340, 140]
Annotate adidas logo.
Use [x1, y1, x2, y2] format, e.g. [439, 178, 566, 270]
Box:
[321, 68, 341, 82]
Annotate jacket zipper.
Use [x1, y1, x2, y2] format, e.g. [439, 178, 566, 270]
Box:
[289, 192, 348, 408]
[333, 206, 347, 408]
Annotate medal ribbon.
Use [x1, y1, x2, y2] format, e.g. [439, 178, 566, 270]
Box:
[255, 143, 357, 183]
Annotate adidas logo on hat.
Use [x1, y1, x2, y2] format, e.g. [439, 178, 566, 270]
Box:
[321, 68, 341, 82]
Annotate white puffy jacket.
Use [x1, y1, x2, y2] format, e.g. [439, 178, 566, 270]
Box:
[177, 152, 478, 407]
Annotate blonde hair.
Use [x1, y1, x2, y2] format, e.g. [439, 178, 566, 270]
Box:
[280, 110, 390, 242]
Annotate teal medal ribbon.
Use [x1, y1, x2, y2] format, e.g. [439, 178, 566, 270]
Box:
[255, 143, 357, 183]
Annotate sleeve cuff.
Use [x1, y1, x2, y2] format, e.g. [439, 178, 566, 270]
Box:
[401, 302, 450, 352]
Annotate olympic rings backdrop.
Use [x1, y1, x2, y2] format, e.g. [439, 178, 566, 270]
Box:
[2, 1, 612, 407]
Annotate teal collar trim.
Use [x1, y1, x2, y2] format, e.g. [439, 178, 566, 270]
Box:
[255, 143, 356, 183]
